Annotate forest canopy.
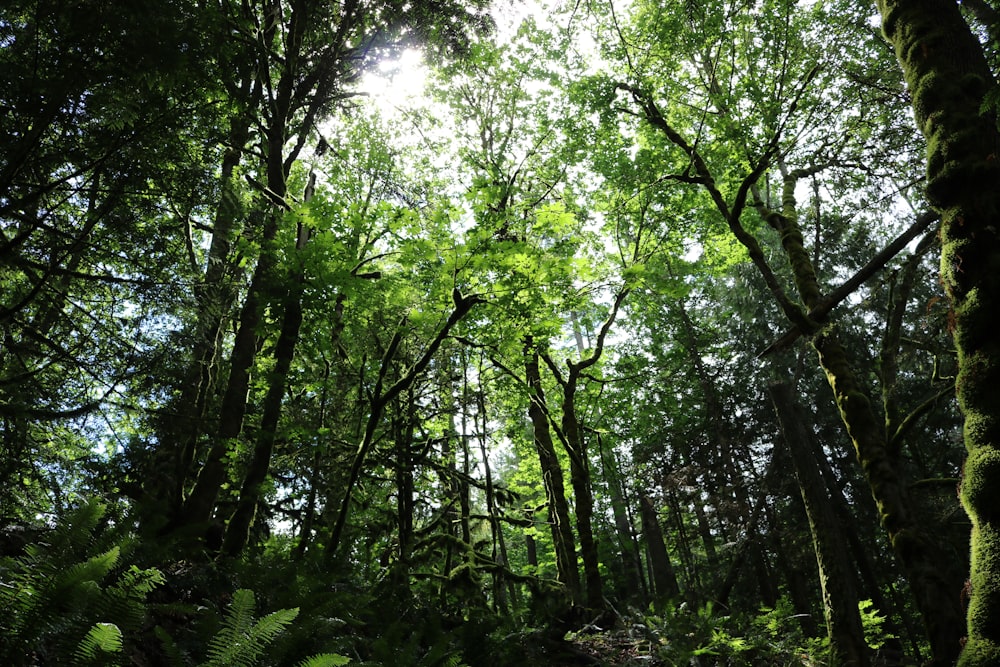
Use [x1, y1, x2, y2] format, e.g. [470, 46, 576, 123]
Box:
[2, 0, 1000, 665]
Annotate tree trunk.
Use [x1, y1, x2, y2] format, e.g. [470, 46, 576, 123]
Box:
[771, 381, 869, 667]
[768, 499, 821, 638]
[639, 494, 680, 606]
[559, 385, 603, 609]
[600, 436, 646, 603]
[222, 279, 304, 556]
[179, 204, 282, 532]
[763, 170, 964, 664]
[875, 0, 1000, 663]
[524, 339, 581, 603]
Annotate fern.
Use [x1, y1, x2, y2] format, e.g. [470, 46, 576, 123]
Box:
[200, 588, 299, 667]
[0, 498, 163, 665]
[295, 654, 352, 667]
[155, 624, 190, 666]
[74, 622, 124, 665]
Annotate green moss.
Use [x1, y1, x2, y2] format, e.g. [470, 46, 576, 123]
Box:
[960, 447, 1000, 521]
[961, 521, 1000, 665]
[959, 638, 1000, 666]
[960, 73, 988, 99]
[880, 2, 904, 40]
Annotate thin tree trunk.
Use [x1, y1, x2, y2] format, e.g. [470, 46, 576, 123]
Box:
[600, 436, 645, 603]
[768, 499, 820, 638]
[325, 291, 481, 559]
[170, 107, 254, 514]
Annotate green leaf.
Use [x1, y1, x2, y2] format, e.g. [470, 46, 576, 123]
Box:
[74, 623, 123, 663]
[296, 654, 351, 667]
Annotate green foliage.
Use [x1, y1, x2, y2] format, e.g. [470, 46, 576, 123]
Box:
[74, 623, 124, 665]
[748, 597, 830, 665]
[857, 599, 895, 650]
[0, 498, 164, 666]
[201, 589, 300, 667]
[632, 598, 833, 666]
[644, 602, 752, 665]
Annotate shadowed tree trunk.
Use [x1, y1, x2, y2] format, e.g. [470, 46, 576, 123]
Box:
[639, 494, 680, 607]
[771, 380, 869, 667]
[623, 76, 965, 663]
[600, 434, 646, 603]
[524, 338, 581, 604]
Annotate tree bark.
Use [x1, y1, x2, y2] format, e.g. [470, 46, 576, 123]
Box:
[874, 2, 1000, 661]
[771, 381, 869, 667]
[524, 339, 581, 603]
[639, 494, 681, 606]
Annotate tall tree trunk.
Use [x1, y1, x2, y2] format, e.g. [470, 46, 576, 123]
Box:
[524, 339, 581, 603]
[600, 436, 646, 603]
[690, 494, 720, 573]
[768, 499, 821, 638]
[771, 381, 869, 667]
[639, 495, 680, 606]
[666, 488, 701, 596]
[474, 352, 517, 610]
[179, 203, 282, 532]
[874, 1, 1000, 662]
[395, 394, 416, 587]
[222, 281, 304, 556]
[557, 384, 603, 609]
[540, 289, 627, 609]
[628, 81, 964, 663]
[761, 171, 964, 664]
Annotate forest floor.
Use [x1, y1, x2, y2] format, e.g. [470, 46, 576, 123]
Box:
[558, 629, 662, 666]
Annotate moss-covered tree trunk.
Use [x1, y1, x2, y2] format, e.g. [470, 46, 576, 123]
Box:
[874, 0, 1000, 663]
[768, 174, 964, 664]
[555, 370, 604, 610]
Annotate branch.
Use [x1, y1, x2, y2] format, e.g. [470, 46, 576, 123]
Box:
[757, 210, 939, 357]
[571, 286, 630, 374]
[888, 382, 955, 454]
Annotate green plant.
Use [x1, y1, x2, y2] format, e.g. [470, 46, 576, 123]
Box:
[190, 588, 350, 667]
[857, 599, 896, 651]
[748, 597, 830, 666]
[0, 498, 164, 666]
[644, 602, 751, 666]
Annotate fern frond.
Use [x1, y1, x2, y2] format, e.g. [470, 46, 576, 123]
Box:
[58, 546, 120, 592]
[155, 625, 189, 666]
[74, 622, 123, 665]
[201, 589, 299, 667]
[295, 652, 351, 667]
[0, 499, 162, 665]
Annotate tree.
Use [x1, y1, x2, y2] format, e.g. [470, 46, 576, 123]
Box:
[588, 0, 967, 659]
[874, 0, 1000, 662]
